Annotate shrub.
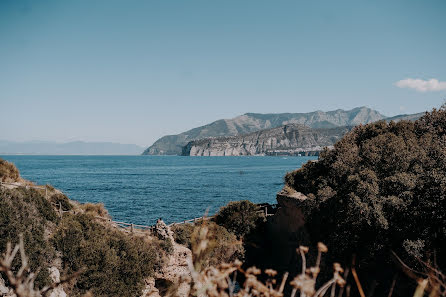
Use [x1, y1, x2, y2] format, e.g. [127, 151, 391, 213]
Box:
[158, 237, 174, 254]
[53, 213, 163, 297]
[284, 107, 446, 293]
[80, 202, 109, 217]
[190, 221, 244, 269]
[0, 187, 57, 287]
[50, 193, 73, 211]
[172, 223, 195, 247]
[215, 200, 265, 238]
[0, 158, 20, 182]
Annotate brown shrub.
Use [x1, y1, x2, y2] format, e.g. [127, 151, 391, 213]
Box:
[80, 202, 109, 217]
[0, 158, 20, 182]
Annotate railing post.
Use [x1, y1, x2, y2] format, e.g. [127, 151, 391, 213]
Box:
[130, 223, 134, 233]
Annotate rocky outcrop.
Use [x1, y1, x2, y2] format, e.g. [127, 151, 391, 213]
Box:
[48, 267, 67, 297]
[143, 107, 387, 155]
[182, 124, 350, 156]
[260, 188, 309, 273]
[142, 223, 191, 297]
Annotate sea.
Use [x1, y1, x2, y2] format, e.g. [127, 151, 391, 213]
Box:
[1, 155, 316, 225]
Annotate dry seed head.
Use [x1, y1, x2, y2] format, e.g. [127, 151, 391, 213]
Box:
[333, 263, 344, 273]
[336, 277, 346, 287]
[219, 263, 232, 269]
[317, 242, 328, 253]
[298, 246, 309, 253]
[246, 266, 262, 275]
[265, 269, 278, 277]
[307, 267, 320, 277]
[233, 259, 242, 267]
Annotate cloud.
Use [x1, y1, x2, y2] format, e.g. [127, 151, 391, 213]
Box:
[394, 78, 446, 92]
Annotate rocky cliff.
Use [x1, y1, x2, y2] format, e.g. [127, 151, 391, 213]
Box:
[182, 124, 351, 156]
[143, 107, 385, 155]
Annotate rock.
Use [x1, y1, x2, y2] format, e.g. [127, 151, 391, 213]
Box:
[140, 278, 161, 297]
[48, 267, 67, 297]
[141, 241, 192, 297]
[154, 219, 174, 241]
[182, 124, 350, 156]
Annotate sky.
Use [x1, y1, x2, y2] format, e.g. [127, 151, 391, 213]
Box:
[1, 0, 445, 147]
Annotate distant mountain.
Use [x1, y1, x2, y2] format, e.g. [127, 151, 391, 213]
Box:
[0, 140, 144, 155]
[384, 112, 425, 122]
[143, 107, 386, 155]
[182, 124, 351, 156]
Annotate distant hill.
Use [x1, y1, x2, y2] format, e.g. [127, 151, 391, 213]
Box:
[143, 107, 424, 155]
[0, 140, 144, 155]
[182, 124, 352, 156]
[143, 107, 386, 155]
[384, 112, 425, 122]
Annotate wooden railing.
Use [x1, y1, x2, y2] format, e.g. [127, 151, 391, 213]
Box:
[0, 180, 49, 197]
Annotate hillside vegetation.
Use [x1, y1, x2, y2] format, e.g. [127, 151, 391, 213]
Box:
[0, 159, 20, 182]
[0, 159, 168, 297]
[284, 107, 446, 292]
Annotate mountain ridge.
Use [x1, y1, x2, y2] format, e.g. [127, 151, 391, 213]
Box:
[143, 107, 423, 155]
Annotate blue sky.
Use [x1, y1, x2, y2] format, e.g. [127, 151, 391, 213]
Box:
[1, 0, 445, 146]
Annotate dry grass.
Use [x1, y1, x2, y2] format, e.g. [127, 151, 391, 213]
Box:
[0, 158, 20, 183]
[80, 202, 109, 217]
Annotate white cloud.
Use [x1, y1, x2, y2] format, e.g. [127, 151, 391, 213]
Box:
[394, 78, 446, 92]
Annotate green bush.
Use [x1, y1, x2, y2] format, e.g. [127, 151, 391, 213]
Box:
[158, 237, 174, 254]
[172, 223, 195, 247]
[191, 221, 244, 269]
[53, 213, 163, 297]
[0, 187, 57, 287]
[50, 193, 73, 211]
[284, 107, 446, 292]
[215, 200, 265, 238]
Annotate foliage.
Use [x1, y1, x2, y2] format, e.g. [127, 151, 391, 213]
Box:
[185, 221, 347, 297]
[172, 223, 195, 247]
[0, 187, 57, 287]
[158, 237, 174, 254]
[50, 193, 73, 211]
[190, 221, 244, 270]
[215, 200, 265, 238]
[80, 202, 109, 217]
[0, 158, 20, 182]
[284, 107, 446, 287]
[53, 213, 163, 297]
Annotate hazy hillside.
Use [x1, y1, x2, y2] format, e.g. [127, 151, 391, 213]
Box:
[143, 107, 386, 155]
[182, 124, 351, 156]
[0, 140, 144, 155]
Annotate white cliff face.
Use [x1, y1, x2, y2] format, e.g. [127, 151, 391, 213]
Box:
[183, 124, 349, 156]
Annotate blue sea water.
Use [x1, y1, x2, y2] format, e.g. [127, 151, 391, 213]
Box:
[1, 155, 315, 225]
